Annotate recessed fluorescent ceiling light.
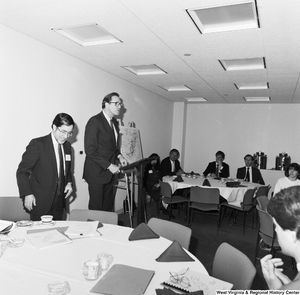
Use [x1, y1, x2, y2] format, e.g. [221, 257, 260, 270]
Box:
[184, 97, 207, 102]
[220, 57, 265, 71]
[123, 64, 167, 75]
[235, 82, 269, 90]
[244, 97, 270, 102]
[52, 23, 121, 46]
[160, 85, 192, 92]
[186, 1, 259, 34]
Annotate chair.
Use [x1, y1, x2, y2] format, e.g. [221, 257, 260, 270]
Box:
[69, 209, 118, 225]
[0, 197, 30, 221]
[255, 205, 280, 264]
[188, 186, 220, 229]
[159, 182, 189, 220]
[147, 217, 192, 250]
[255, 185, 271, 199]
[256, 195, 269, 211]
[212, 242, 256, 290]
[218, 188, 257, 235]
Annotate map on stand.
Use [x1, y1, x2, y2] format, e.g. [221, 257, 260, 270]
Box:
[119, 126, 143, 164]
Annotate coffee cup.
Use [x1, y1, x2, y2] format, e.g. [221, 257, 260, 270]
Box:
[41, 215, 53, 224]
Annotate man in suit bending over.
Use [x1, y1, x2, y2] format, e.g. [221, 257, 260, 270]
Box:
[236, 154, 265, 184]
[83, 92, 127, 212]
[17, 113, 75, 221]
[203, 150, 230, 178]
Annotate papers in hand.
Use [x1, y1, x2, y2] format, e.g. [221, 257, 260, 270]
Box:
[163, 268, 233, 294]
[65, 221, 100, 239]
[27, 229, 72, 249]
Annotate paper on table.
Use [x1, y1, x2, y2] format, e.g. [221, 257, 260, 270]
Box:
[26, 229, 72, 249]
[163, 268, 232, 294]
[90, 264, 155, 295]
[65, 221, 99, 238]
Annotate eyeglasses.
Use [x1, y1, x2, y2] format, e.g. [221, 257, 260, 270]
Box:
[109, 101, 123, 107]
[169, 268, 191, 288]
[57, 127, 73, 137]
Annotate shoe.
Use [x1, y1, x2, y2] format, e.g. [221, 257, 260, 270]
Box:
[160, 205, 168, 215]
[166, 206, 175, 219]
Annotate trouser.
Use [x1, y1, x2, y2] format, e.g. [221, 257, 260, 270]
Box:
[88, 176, 118, 212]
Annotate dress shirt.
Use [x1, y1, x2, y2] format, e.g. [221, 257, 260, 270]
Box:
[171, 160, 175, 172]
[102, 110, 117, 141]
[51, 133, 65, 176]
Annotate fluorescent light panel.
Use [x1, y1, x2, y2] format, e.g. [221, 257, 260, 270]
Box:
[187, 1, 259, 34]
[183, 97, 207, 102]
[244, 97, 270, 102]
[52, 23, 121, 46]
[220, 57, 265, 71]
[123, 64, 167, 75]
[235, 82, 269, 90]
[160, 85, 192, 92]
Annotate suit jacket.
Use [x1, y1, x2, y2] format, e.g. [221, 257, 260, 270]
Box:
[16, 134, 72, 216]
[83, 112, 121, 184]
[203, 161, 230, 178]
[236, 166, 265, 184]
[160, 157, 182, 179]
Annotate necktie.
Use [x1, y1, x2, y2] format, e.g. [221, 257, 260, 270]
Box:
[216, 164, 219, 177]
[245, 167, 250, 182]
[110, 119, 116, 142]
[57, 144, 65, 195]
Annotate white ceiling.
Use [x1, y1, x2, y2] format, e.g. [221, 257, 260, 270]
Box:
[0, 0, 299, 103]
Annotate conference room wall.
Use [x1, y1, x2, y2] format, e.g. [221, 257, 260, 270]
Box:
[0, 24, 173, 213]
[183, 104, 300, 183]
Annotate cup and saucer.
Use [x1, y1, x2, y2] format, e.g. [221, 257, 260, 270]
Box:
[39, 215, 56, 226]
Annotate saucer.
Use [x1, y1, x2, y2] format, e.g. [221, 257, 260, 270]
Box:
[39, 220, 56, 226]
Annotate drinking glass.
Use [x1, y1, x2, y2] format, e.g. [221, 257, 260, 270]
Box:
[83, 260, 101, 280]
[97, 253, 113, 271]
[47, 280, 70, 295]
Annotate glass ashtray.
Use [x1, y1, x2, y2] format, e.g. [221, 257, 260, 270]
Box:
[8, 238, 25, 248]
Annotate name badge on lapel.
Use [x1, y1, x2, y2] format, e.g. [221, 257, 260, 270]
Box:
[66, 154, 71, 161]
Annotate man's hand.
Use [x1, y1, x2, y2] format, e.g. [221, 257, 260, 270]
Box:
[108, 164, 120, 174]
[64, 182, 73, 198]
[118, 155, 127, 167]
[260, 254, 291, 289]
[24, 194, 36, 211]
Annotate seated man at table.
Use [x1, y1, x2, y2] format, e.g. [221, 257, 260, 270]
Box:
[160, 148, 184, 178]
[203, 151, 230, 178]
[160, 149, 185, 216]
[261, 186, 300, 289]
[236, 154, 265, 184]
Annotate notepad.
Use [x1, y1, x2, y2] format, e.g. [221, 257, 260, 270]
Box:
[90, 264, 155, 295]
[162, 268, 232, 294]
[26, 229, 72, 249]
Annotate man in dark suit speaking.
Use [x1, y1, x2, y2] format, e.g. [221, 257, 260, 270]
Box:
[236, 154, 265, 184]
[83, 92, 127, 212]
[17, 113, 75, 221]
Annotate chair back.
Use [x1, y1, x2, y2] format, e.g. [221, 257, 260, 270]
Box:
[202, 178, 211, 187]
[241, 188, 257, 210]
[256, 195, 269, 211]
[256, 205, 278, 247]
[69, 209, 118, 225]
[190, 186, 220, 205]
[160, 182, 172, 198]
[212, 242, 256, 289]
[148, 217, 192, 250]
[256, 185, 271, 198]
[0, 197, 30, 222]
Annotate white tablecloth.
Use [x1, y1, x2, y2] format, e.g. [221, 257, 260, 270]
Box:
[163, 175, 260, 207]
[0, 221, 207, 295]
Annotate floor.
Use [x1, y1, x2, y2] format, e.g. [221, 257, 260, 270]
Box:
[117, 201, 297, 290]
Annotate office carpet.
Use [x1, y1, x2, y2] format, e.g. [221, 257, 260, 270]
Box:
[118, 202, 297, 290]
